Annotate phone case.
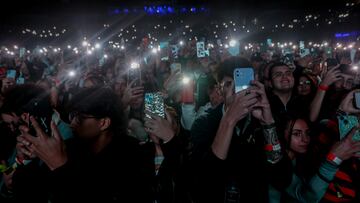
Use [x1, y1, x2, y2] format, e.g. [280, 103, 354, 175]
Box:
[233, 68, 254, 93]
[144, 92, 165, 119]
[338, 115, 360, 141]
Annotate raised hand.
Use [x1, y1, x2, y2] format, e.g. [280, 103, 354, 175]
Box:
[121, 79, 144, 107]
[144, 110, 175, 143]
[17, 117, 67, 171]
[250, 80, 275, 125]
[320, 64, 341, 86]
[330, 127, 360, 161]
[338, 89, 360, 114]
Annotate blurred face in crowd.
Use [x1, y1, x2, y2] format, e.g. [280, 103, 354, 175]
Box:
[310, 60, 323, 75]
[1, 78, 15, 94]
[334, 73, 355, 91]
[83, 78, 96, 88]
[220, 76, 235, 106]
[287, 119, 310, 155]
[69, 112, 103, 140]
[1, 112, 21, 133]
[297, 76, 312, 96]
[208, 85, 223, 107]
[270, 65, 294, 93]
[114, 78, 127, 96]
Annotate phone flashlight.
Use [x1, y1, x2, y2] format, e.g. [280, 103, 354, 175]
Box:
[131, 62, 140, 69]
[68, 70, 76, 77]
[182, 76, 190, 85]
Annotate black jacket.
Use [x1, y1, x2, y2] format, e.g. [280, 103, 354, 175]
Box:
[49, 135, 154, 203]
[190, 104, 292, 203]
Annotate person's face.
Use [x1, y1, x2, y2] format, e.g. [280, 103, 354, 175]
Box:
[69, 112, 102, 140]
[297, 76, 312, 96]
[1, 113, 20, 133]
[1, 78, 15, 93]
[334, 73, 354, 91]
[270, 66, 294, 92]
[288, 119, 310, 154]
[208, 86, 224, 107]
[311, 62, 322, 75]
[220, 76, 235, 105]
[106, 69, 113, 80]
[130, 96, 144, 110]
[114, 79, 126, 95]
[83, 79, 95, 88]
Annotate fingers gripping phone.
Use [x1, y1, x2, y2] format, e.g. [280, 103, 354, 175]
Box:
[233, 68, 254, 93]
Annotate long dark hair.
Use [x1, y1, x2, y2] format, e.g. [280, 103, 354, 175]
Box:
[283, 116, 316, 179]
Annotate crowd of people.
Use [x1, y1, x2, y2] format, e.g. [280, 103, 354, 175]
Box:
[0, 33, 360, 203]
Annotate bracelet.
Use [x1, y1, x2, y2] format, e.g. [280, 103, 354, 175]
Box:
[327, 153, 343, 166]
[318, 85, 329, 91]
[336, 109, 347, 116]
[264, 143, 281, 152]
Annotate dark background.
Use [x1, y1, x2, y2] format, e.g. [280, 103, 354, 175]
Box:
[0, 0, 359, 46]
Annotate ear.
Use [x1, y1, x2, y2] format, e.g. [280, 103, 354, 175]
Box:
[99, 117, 111, 131]
[268, 80, 273, 88]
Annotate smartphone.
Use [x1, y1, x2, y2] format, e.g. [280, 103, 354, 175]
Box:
[338, 115, 360, 141]
[144, 92, 165, 119]
[355, 92, 360, 109]
[127, 67, 142, 87]
[6, 70, 16, 79]
[16, 77, 25, 85]
[181, 77, 195, 103]
[233, 68, 254, 93]
[22, 98, 52, 136]
[326, 58, 338, 68]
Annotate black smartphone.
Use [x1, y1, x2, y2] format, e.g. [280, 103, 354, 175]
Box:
[326, 58, 338, 68]
[22, 98, 52, 136]
[127, 65, 142, 87]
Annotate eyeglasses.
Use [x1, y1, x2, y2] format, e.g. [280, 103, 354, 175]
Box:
[68, 112, 97, 124]
[299, 80, 311, 86]
[272, 71, 293, 79]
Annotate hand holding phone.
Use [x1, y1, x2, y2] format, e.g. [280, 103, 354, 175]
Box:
[127, 65, 142, 87]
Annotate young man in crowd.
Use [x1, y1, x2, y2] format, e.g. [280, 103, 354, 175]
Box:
[15, 87, 154, 202]
[190, 57, 292, 203]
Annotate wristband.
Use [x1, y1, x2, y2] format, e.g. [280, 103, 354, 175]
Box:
[318, 85, 329, 91]
[327, 153, 343, 166]
[264, 143, 281, 152]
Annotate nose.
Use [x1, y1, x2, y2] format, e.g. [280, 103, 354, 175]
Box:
[69, 118, 79, 129]
[301, 134, 310, 144]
